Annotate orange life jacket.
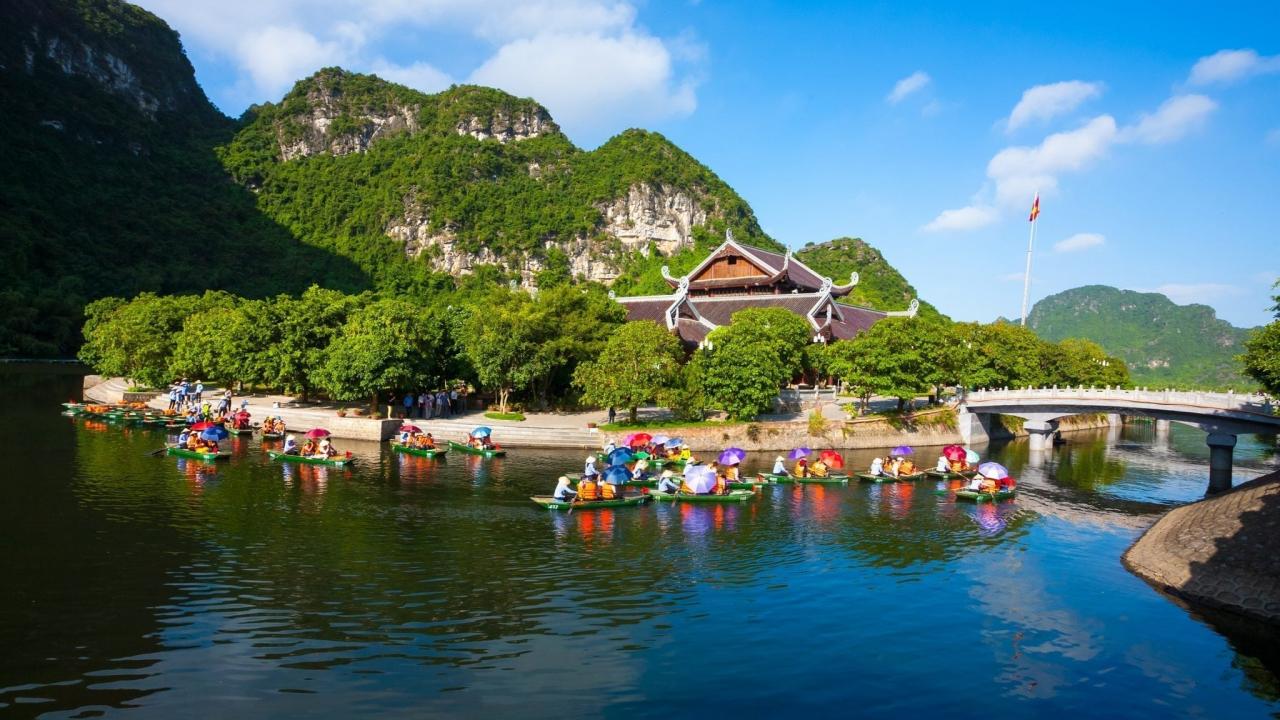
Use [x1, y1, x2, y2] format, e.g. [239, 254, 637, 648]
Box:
[601, 483, 618, 500]
[579, 480, 601, 501]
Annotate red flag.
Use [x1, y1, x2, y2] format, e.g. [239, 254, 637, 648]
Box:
[1028, 194, 1040, 222]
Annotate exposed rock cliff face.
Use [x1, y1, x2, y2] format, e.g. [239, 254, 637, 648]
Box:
[455, 107, 553, 143]
[278, 88, 420, 161]
[22, 30, 165, 117]
[385, 182, 715, 283]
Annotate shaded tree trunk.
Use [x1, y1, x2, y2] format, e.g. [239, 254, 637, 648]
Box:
[629, 406, 638, 423]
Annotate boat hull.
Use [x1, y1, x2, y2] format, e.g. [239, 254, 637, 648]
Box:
[267, 450, 355, 467]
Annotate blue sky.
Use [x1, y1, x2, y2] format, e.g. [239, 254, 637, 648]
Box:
[138, 0, 1280, 327]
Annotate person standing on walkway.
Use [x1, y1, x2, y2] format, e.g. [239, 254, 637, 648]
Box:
[418, 391, 428, 419]
[403, 392, 414, 419]
[449, 387, 459, 415]
[607, 407, 616, 425]
[194, 381, 203, 405]
[437, 390, 448, 417]
[167, 385, 178, 412]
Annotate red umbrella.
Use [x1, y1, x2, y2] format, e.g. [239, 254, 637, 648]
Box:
[305, 428, 331, 439]
[942, 445, 967, 462]
[190, 421, 216, 430]
[400, 425, 422, 434]
[819, 450, 845, 469]
[625, 432, 652, 448]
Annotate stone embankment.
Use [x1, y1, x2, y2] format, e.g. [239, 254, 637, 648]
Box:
[1124, 470, 1280, 626]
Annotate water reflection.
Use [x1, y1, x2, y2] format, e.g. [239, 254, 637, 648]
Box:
[1, 369, 1278, 718]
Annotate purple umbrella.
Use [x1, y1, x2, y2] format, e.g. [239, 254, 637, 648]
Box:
[787, 447, 812, 460]
[718, 447, 747, 466]
[977, 462, 1009, 480]
[889, 445, 914, 457]
[683, 464, 717, 494]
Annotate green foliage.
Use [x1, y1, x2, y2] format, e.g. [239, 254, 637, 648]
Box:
[461, 290, 550, 414]
[313, 298, 452, 411]
[573, 321, 683, 422]
[253, 287, 370, 397]
[76, 291, 234, 386]
[953, 321, 1051, 389]
[692, 308, 816, 420]
[1029, 285, 1254, 390]
[796, 237, 941, 316]
[169, 304, 256, 387]
[827, 317, 929, 411]
[1044, 338, 1131, 388]
[519, 284, 627, 407]
[1242, 323, 1280, 395]
[484, 411, 526, 421]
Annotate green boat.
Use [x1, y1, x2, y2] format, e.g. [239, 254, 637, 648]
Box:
[955, 489, 1017, 503]
[166, 446, 231, 462]
[267, 450, 356, 467]
[530, 495, 652, 510]
[925, 469, 977, 479]
[224, 424, 255, 436]
[261, 432, 284, 441]
[856, 471, 928, 483]
[757, 472, 849, 484]
[448, 440, 506, 457]
[649, 489, 756, 503]
[391, 443, 448, 458]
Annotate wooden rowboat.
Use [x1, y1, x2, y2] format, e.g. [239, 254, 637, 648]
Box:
[224, 424, 255, 436]
[530, 495, 652, 510]
[955, 489, 1017, 503]
[757, 472, 849, 484]
[925, 469, 977, 479]
[267, 450, 355, 467]
[448, 440, 505, 457]
[856, 471, 928, 483]
[391, 443, 447, 458]
[166, 446, 230, 462]
[261, 432, 284, 441]
[649, 489, 756, 503]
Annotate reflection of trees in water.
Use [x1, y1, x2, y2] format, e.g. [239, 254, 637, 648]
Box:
[1050, 437, 1128, 491]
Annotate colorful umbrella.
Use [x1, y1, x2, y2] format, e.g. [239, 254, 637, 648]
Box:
[683, 464, 716, 494]
[603, 465, 631, 485]
[471, 426, 492, 438]
[966, 449, 980, 464]
[633, 451, 651, 460]
[607, 448, 635, 466]
[400, 424, 422, 434]
[890, 445, 914, 457]
[305, 428, 331, 439]
[787, 447, 812, 460]
[718, 447, 747, 466]
[977, 462, 1009, 480]
[200, 426, 229, 441]
[624, 432, 653, 448]
[190, 421, 216, 431]
[942, 445, 967, 462]
[819, 450, 845, 469]
[665, 438, 684, 449]
[651, 435, 670, 446]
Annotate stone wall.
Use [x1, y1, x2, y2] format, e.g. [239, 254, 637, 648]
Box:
[1123, 470, 1280, 626]
[658, 419, 964, 453]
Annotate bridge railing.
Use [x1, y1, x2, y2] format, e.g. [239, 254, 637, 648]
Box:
[965, 386, 1275, 416]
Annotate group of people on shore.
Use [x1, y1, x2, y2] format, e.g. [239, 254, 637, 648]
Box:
[167, 379, 235, 417]
[401, 388, 465, 420]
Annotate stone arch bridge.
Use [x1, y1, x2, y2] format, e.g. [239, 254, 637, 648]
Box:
[958, 387, 1280, 494]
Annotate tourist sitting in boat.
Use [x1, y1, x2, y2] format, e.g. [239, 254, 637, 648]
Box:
[319, 439, 337, 458]
[398, 428, 413, 444]
[935, 455, 949, 473]
[997, 475, 1016, 491]
[794, 457, 809, 478]
[283, 435, 300, 455]
[886, 457, 903, 477]
[899, 458, 916, 475]
[601, 480, 621, 500]
[810, 459, 829, 478]
[772, 456, 790, 477]
[603, 439, 617, 455]
[949, 459, 969, 474]
[679, 446, 692, 462]
[723, 464, 740, 482]
[869, 457, 885, 476]
[177, 428, 192, 448]
[232, 409, 251, 429]
[584, 455, 599, 480]
[418, 433, 436, 449]
[301, 439, 318, 456]
[553, 476, 576, 502]
[657, 470, 680, 494]
[578, 476, 602, 501]
[632, 458, 650, 482]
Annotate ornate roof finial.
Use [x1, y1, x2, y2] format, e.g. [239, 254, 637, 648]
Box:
[725, 227, 736, 245]
[907, 298, 920, 317]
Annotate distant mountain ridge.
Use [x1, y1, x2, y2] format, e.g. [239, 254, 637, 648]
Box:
[795, 237, 941, 317]
[1027, 285, 1255, 390]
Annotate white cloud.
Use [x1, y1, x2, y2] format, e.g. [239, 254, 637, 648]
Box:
[921, 205, 999, 233]
[1006, 80, 1103, 132]
[1053, 232, 1105, 253]
[1188, 48, 1280, 85]
[887, 71, 930, 105]
[1122, 94, 1217, 144]
[1151, 283, 1244, 305]
[135, 0, 700, 138]
[469, 32, 696, 129]
[987, 115, 1118, 207]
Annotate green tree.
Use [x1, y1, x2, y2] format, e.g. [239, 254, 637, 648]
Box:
[522, 284, 627, 407]
[461, 290, 551, 414]
[1242, 283, 1280, 394]
[827, 317, 928, 411]
[955, 321, 1052, 389]
[313, 298, 452, 413]
[77, 291, 234, 387]
[573, 321, 683, 422]
[256, 287, 368, 399]
[917, 318, 976, 401]
[1045, 338, 1131, 388]
[169, 303, 259, 388]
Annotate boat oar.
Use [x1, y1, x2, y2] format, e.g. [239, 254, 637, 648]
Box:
[147, 446, 168, 457]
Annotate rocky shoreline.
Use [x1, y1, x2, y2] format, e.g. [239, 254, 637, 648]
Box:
[1123, 470, 1280, 627]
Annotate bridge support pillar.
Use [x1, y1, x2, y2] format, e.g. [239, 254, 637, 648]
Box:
[958, 409, 989, 446]
[1154, 419, 1171, 443]
[1025, 419, 1058, 452]
[1206, 433, 1237, 495]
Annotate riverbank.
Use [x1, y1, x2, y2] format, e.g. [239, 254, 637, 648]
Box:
[1123, 469, 1280, 627]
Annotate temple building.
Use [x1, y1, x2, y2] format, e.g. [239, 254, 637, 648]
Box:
[616, 232, 918, 346]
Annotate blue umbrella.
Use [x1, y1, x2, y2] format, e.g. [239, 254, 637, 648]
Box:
[603, 465, 631, 485]
[608, 448, 635, 466]
[718, 447, 747, 466]
[977, 462, 1009, 480]
[651, 435, 670, 446]
[200, 426, 229, 441]
[665, 438, 683, 449]
[787, 447, 811, 460]
[471, 426, 492, 438]
[965, 449, 980, 464]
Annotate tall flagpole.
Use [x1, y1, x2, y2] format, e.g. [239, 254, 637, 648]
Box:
[1020, 193, 1039, 326]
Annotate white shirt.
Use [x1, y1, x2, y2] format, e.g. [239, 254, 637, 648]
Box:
[584, 458, 597, 475]
[870, 457, 884, 475]
[936, 457, 949, 472]
[772, 459, 786, 474]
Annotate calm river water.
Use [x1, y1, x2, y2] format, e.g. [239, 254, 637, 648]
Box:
[2, 368, 1279, 719]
